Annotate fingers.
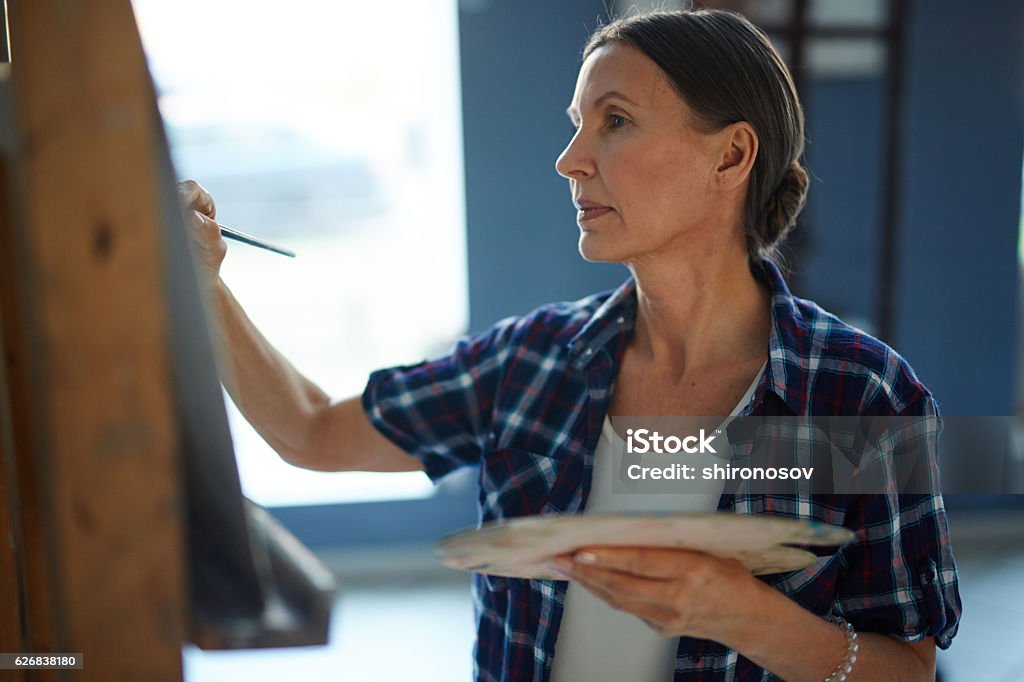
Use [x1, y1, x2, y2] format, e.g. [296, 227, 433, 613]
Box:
[189, 209, 222, 243]
[177, 179, 225, 282]
[177, 179, 217, 219]
[187, 209, 228, 279]
[554, 557, 669, 605]
[552, 555, 682, 637]
[551, 548, 758, 642]
[568, 547, 711, 580]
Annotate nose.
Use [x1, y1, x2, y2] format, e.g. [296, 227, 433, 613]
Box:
[555, 129, 594, 180]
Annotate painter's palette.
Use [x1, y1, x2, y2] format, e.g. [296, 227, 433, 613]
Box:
[436, 512, 854, 578]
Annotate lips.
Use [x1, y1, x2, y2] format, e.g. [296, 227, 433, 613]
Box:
[574, 199, 613, 222]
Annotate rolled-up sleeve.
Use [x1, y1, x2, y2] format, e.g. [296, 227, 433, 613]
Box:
[834, 396, 962, 649]
[362, 316, 518, 482]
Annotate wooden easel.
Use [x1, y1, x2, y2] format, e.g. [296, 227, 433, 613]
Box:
[0, 2, 333, 679]
[0, 0, 188, 678]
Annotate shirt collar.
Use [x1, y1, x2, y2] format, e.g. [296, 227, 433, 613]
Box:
[567, 278, 637, 373]
[757, 258, 811, 416]
[567, 259, 810, 416]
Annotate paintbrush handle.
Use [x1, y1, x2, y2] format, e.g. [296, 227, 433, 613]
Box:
[217, 223, 296, 258]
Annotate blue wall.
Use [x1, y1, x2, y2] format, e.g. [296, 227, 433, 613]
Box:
[801, 79, 886, 333]
[895, 0, 1023, 416]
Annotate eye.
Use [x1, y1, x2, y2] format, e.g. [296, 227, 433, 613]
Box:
[608, 114, 629, 129]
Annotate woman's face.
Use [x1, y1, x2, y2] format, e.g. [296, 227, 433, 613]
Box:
[555, 43, 735, 264]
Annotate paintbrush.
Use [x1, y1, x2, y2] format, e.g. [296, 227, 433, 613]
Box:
[217, 223, 296, 258]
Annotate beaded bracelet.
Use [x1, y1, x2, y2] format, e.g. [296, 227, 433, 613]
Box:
[823, 615, 859, 682]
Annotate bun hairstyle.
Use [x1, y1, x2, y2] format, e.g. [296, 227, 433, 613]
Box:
[760, 161, 809, 255]
[583, 10, 809, 268]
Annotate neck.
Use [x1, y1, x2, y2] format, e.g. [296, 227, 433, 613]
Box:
[626, 238, 771, 377]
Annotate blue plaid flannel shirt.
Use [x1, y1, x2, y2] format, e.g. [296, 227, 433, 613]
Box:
[362, 259, 961, 681]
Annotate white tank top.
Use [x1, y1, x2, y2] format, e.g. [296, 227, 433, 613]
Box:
[549, 365, 765, 682]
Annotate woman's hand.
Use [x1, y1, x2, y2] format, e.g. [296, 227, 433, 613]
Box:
[551, 547, 759, 642]
[177, 179, 227, 283]
[553, 547, 937, 681]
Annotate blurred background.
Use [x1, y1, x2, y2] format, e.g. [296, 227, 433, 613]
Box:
[131, 0, 1023, 679]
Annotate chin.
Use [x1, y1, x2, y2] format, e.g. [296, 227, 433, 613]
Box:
[578, 231, 629, 263]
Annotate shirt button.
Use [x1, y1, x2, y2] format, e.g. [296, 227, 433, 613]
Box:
[616, 316, 625, 324]
[585, 348, 593, 355]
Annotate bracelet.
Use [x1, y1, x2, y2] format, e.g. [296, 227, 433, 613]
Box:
[823, 615, 859, 682]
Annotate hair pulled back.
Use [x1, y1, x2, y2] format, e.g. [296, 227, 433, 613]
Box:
[584, 10, 808, 267]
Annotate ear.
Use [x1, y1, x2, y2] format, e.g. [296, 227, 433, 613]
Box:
[714, 122, 758, 191]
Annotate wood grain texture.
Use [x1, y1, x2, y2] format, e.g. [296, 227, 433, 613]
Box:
[0, 381, 26, 676]
[6, 1, 186, 679]
[0, 62, 34, 682]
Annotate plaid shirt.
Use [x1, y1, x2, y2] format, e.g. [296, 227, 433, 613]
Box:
[363, 259, 961, 682]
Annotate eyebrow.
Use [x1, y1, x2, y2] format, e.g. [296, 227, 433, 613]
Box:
[566, 90, 640, 123]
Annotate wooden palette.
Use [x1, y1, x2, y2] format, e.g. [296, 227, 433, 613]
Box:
[436, 513, 854, 578]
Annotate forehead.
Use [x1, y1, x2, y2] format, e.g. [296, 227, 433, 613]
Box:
[569, 42, 678, 111]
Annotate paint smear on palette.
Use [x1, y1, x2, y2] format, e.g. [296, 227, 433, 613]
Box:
[436, 512, 852, 579]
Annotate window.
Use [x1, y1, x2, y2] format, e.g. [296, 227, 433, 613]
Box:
[133, 0, 467, 505]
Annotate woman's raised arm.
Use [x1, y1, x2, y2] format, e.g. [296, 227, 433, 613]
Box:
[178, 179, 423, 474]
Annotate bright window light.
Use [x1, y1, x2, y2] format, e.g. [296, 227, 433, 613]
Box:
[133, 0, 467, 506]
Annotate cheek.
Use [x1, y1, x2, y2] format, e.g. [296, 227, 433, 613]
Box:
[605, 145, 664, 209]
[611, 143, 702, 222]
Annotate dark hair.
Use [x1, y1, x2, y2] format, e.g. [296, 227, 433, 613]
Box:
[583, 9, 808, 268]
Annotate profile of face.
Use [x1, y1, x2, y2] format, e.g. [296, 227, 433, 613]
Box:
[555, 42, 756, 265]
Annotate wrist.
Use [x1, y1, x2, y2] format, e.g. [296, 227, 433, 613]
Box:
[207, 275, 231, 305]
[713, 577, 855, 682]
[821, 615, 859, 682]
[699, 567, 778, 648]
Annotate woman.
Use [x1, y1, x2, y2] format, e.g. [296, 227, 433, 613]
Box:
[180, 9, 960, 681]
